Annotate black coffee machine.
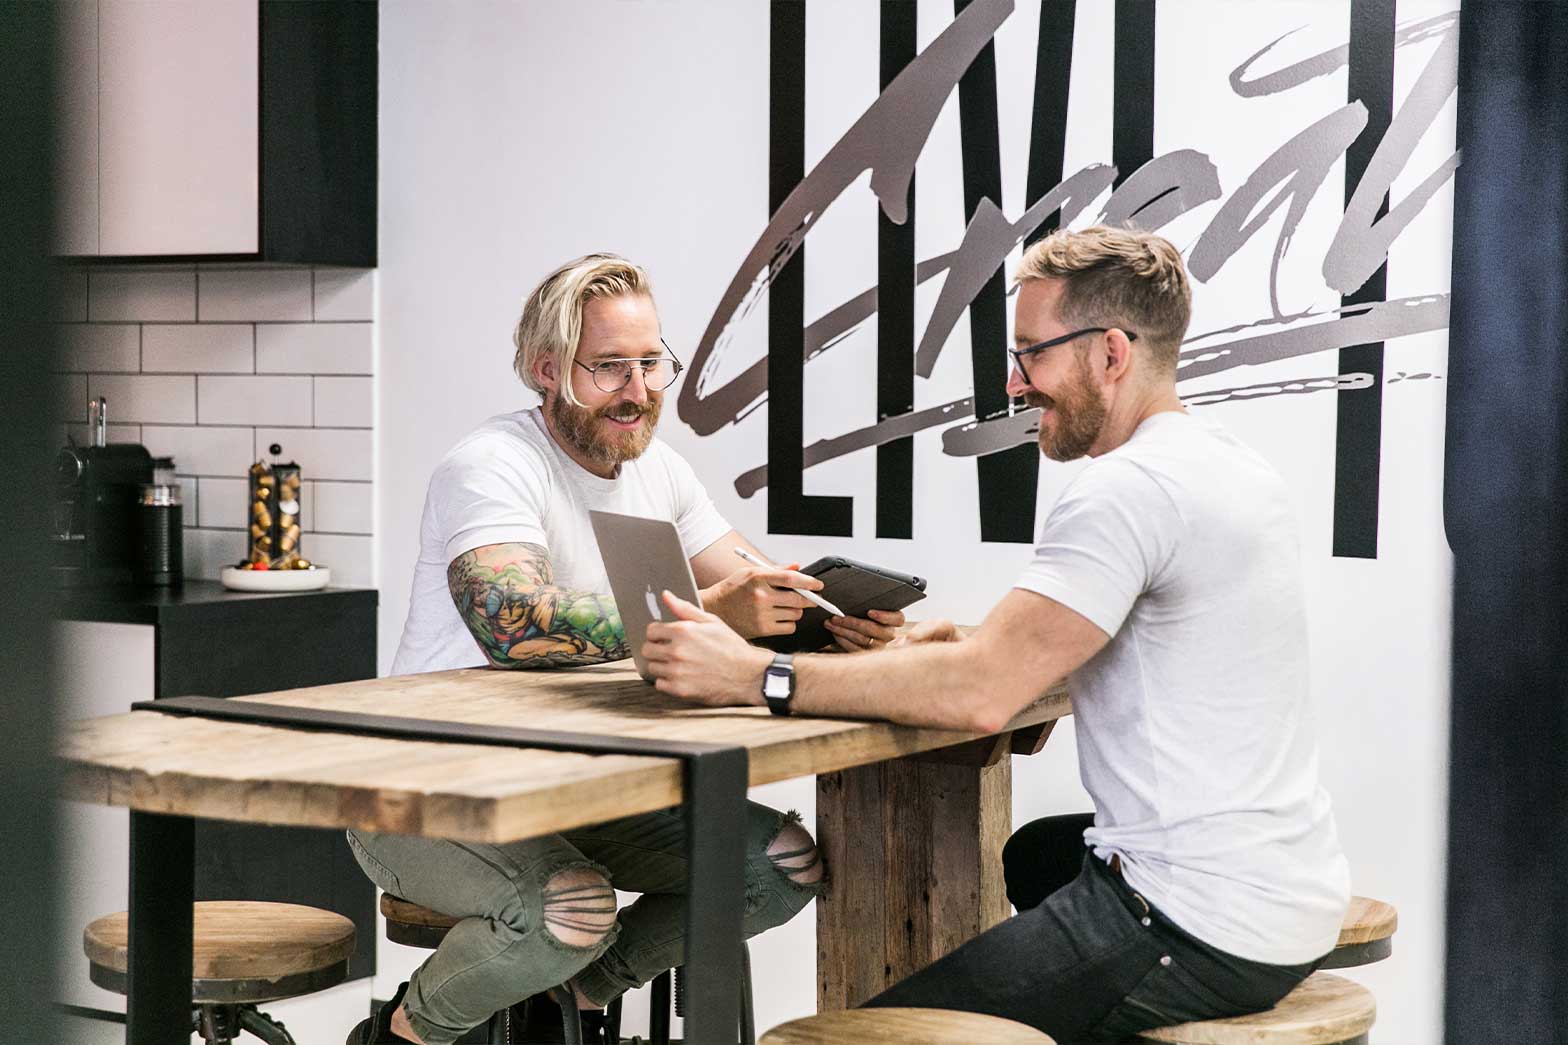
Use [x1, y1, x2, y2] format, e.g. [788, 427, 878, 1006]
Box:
[53, 397, 181, 588]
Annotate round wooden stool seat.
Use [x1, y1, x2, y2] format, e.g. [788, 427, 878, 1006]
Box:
[1138, 972, 1376, 1045]
[761, 1008, 1055, 1044]
[84, 901, 355, 1005]
[380, 893, 464, 949]
[1323, 896, 1398, 969]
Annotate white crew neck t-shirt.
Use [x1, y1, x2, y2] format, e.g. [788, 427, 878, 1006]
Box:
[1015, 410, 1350, 965]
[391, 407, 733, 676]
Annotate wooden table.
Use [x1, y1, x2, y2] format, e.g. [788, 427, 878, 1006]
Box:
[60, 661, 1070, 1042]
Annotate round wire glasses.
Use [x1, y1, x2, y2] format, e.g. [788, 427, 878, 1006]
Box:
[574, 339, 685, 393]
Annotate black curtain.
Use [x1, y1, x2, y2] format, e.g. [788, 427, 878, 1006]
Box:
[0, 1, 64, 1040]
[1444, 4, 1568, 1041]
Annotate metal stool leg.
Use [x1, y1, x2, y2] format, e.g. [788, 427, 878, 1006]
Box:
[487, 1006, 508, 1045]
[649, 971, 671, 1045]
[738, 942, 755, 1045]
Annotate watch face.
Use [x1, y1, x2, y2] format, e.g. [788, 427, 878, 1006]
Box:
[763, 671, 790, 699]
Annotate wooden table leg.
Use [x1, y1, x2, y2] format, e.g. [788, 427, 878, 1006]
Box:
[816, 750, 1013, 1010]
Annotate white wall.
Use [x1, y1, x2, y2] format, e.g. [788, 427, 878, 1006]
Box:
[378, 2, 1456, 1040]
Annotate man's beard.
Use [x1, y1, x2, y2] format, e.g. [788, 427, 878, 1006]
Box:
[548, 391, 661, 470]
[1023, 352, 1107, 462]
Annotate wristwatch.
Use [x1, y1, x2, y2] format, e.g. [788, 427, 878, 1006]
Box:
[762, 653, 795, 716]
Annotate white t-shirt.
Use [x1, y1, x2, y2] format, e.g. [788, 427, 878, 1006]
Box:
[391, 407, 733, 676]
[1015, 410, 1350, 965]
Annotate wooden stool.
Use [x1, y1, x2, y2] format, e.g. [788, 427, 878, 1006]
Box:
[1138, 972, 1376, 1045]
[1139, 896, 1395, 1045]
[1322, 897, 1398, 969]
[84, 900, 355, 1045]
[761, 1008, 1055, 1043]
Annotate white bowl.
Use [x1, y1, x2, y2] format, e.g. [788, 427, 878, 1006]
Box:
[219, 565, 331, 592]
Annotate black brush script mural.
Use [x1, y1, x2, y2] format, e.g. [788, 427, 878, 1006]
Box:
[680, 0, 1458, 557]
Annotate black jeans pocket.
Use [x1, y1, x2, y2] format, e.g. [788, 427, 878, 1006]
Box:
[1088, 952, 1249, 1042]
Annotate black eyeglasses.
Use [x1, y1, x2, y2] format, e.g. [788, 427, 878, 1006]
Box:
[1008, 327, 1139, 376]
[574, 339, 685, 393]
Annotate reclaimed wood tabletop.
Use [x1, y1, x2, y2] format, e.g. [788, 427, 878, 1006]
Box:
[59, 661, 1071, 845]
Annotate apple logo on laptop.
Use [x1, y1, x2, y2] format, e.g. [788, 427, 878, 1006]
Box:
[645, 585, 663, 621]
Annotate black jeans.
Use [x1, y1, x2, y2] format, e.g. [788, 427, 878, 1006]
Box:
[862, 813, 1322, 1044]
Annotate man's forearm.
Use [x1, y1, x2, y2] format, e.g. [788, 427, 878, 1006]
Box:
[789, 640, 1017, 733]
[448, 545, 628, 668]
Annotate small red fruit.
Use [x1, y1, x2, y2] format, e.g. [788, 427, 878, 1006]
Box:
[253, 561, 270, 571]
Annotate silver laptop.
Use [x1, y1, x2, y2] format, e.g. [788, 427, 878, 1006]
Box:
[588, 509, 704, 681]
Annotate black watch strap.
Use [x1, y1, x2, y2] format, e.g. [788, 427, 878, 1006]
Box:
[762, 652, 795, 716]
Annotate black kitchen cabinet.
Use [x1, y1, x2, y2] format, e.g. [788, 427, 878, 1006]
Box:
[59, 581, 379, 980]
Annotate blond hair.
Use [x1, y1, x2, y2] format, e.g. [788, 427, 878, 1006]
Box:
[513, 253, 654, 406]
[1014, 226, 1191, 372]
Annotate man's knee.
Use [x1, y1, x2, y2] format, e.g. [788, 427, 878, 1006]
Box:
[766, 820, 823, 887]
[541, 865, 617, 949]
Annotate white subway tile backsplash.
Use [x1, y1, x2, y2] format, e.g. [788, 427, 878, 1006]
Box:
[198, 375, 312, 426]
[199, 269, 312, 322]
[314, 376, 372, 428]
[311, 481, 373, 534]
[302, 532, 373, 586]
[88, 270, 196, 322]
[51, 265, 376, 577]
[176, 476, 198, 523]
[143, 324, 253, 373]
[183, 527, 247, 581]
[197, 477, 250, 530]
[313, 269, 375, 322]
[87, 374, 195, 424]
[142, 425, 255, 478]
[56, 324, 140, 373]
[257, 323, 372, 375]
[56, 373, 88, 421]
[255, 427, 371, 481]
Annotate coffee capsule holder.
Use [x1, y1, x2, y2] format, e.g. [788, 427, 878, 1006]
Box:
[220, 450, 330, 591]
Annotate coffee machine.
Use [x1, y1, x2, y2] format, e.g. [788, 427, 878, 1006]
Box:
[52, 397, 159, 587]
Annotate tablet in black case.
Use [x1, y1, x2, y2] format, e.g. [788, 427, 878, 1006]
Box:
[757, 556, 928, 653]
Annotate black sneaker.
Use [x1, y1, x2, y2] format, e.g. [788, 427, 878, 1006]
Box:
[345, 981, 410, 1044]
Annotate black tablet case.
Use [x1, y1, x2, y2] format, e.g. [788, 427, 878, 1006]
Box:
[756, 557, 927, 653]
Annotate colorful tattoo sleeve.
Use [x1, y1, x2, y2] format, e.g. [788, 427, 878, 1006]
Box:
[447, 543, 629, 668]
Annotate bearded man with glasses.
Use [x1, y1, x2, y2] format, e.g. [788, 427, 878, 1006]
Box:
[642, 227, 1350, 1043]
[347, 254, 897, 1045]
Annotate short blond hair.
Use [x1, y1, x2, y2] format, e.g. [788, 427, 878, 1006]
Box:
[513, 253, 653, 406]
[1014, 225, 1191, 372]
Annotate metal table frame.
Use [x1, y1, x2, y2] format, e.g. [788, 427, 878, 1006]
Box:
[127, 695, 750, 1045]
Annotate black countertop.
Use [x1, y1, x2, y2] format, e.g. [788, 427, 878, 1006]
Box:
[57, 579, 378, 627]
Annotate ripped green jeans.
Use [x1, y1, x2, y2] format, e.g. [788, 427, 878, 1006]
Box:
[347, 801, 821, 1045]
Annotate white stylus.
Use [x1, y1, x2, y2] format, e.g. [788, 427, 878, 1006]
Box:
[733, 547, 846, 618]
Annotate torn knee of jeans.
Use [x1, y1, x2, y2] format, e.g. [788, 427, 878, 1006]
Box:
[541, 864, 617, 949]
[765, 816, 824, 889]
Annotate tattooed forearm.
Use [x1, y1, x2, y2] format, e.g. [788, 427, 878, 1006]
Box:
[447, 543, 629, 668]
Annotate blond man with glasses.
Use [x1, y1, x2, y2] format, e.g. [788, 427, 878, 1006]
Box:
[348, 254, 903, 1045]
